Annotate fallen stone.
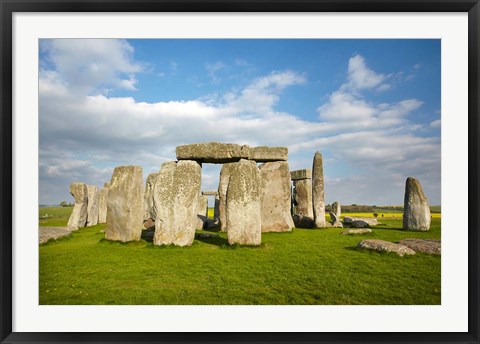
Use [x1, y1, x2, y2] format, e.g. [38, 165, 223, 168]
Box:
[357, 239, 416, 256]
[98, 184, 109, 224]
[350, 220, 370, 228]
[259, 161, 294, 232]
[86, 185, 99, 227]
[67, 182, 88, 230]
[293, 215, 315, 229]
[153, 160, 202, 246]
[105, 166, 144, 242]
[312, 151, 327, 228]
[39, 226, 71, 244]
[344, 216, 380, 226]
[176, 142, 251, 163]
[250, 146, 288, 162]
[398, 238, 441, 255]
[403, 177, 431, 231]
[225, 159, 262, 246]
[342, 228, 372, 235]
[290, 169, 312, 180]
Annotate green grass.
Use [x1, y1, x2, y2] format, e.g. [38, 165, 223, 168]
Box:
[39, 206, 73, 227]
[39, 216, 441, 305]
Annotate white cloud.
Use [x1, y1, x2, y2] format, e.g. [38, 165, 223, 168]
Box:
[347, 54, 385, 90]
[430, 119, 441, 128]
[40, 39, 143, 94]
[39, 46, 439, 206]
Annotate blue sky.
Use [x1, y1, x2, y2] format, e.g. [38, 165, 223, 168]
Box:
[39, 39, 441, 206]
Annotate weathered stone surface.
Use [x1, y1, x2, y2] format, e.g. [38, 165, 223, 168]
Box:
[292, 179, 313, 220]
[330, 212, 341, 226]
[176, 142, 251, 163]
[153, 160, 201, 246]
[39, 226, 72, 244]
[202, 190, 218, 196]
[144, 172, 160, 220]
[86, 185, 99, 227]
[293, 215, 315, 229]
[143, 218, 155, 230]
[312, 151, 327, 228]
[330, 212, 338, 223]
[290, 169, 312, 180]
[105, 166, 144, 242]
[225, 159, 262, 245]
[214, 194, 220, 222]
[398, 239, 441, 255]
[342, 228, 372, 235]
[358, 239, 416, 256]
[332, 201, 341, 218]
[250, 146, 288, 162]
[196, 194, 209, 229]
[403, 177, 431, 231]
[218, 163, 235, 232]
[259, 161, 294, 232]
[351, 220, 370, 228]
[344, 216, 380, 226]
[67, 182, 88, 230]
[329, 212, 343, 228]
[98, 184, 109, 224]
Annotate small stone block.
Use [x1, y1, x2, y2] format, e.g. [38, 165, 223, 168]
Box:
[290, 169, 312, 180]
[250, 146, 288, 162]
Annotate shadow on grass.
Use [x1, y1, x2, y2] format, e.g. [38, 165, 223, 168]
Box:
[195, 233, 228, 247]
[98, 237, 148, 247]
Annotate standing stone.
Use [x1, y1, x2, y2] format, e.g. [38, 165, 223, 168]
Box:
[312, 151, 327, 228]
[105, 166, 144, 242]
[196, 194, 209, 229]
[144, 172, 160, 221]
[290, 169, 314, 228]
[332, 201, 341, 218]
[98, 184, 109, 224]
[213, 194, 220, 224]
[292, 179, 314, 218]
[66, 182, 88, 230]
[218, 163, 236, 232]
[330, 201, 342, 227]
[86, 185, 99, 227]
[153, 160, 201, 246]
[225, 159, 262, 245]
[403, 177, 431, 231]
[259, 161, 294, 232]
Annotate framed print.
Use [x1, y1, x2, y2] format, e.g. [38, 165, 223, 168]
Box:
[1, 1, 479, 343]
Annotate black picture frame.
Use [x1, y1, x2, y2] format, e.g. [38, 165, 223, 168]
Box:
[1, 1, 479, 343]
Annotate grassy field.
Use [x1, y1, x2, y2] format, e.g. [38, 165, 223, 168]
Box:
[39, 206, 441, 305]
[39, 206, 73, 227]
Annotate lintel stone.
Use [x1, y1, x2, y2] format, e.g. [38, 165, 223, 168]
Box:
[202, 190, 218, 196]
[290, 169, 312, 180]
[176, 142, 250, 163]
[249, 146, 288, 162]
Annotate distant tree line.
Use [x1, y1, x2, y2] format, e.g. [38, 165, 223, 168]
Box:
[59, 201, 74, 207]
[325, 204, 375, 213]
